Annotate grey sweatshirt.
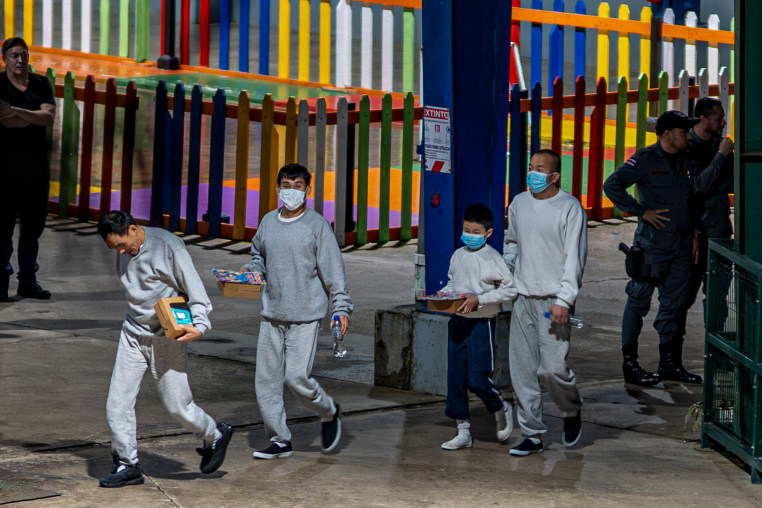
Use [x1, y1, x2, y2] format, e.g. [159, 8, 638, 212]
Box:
[116, 227, 213, 337]
[243, 208, 353, 322]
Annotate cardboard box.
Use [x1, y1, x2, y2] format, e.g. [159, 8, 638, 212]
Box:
[217, 281, 262, 299]
[154, 296, 193, 339]
[426, 298, 466, 314]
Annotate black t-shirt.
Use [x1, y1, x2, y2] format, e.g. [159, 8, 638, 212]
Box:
[0, 71, 55, 158]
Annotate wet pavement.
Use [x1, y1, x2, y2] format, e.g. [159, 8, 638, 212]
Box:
[1, 216, 761, 507]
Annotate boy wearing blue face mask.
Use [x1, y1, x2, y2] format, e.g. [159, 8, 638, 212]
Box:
[503, 149, 587, 456]
[438, 204, 518, 450]
[241, 163, 353, 459]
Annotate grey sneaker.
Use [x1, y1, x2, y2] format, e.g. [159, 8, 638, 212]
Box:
[495, 402, 513, 442]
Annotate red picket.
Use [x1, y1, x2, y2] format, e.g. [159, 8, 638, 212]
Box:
[587, 77, 607, 219]
[551, 77, 563, 155]
[200, 0, 210, 66]
[78, 75, 96, 221]
[181, 0, 190, 65]
[120, 81, 138, 214]
[572, 75, 585, 201]
[160, 0, 166, 55]
[100, 78, 117, 213]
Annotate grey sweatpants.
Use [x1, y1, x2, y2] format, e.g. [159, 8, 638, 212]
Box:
[255, 319, 337, 443]
[106, 328, 218, 465]
[509, 295, 583, 437]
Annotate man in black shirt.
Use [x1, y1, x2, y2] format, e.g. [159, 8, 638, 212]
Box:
[680, 98, 734, 336]
[0, 37, 56, 301]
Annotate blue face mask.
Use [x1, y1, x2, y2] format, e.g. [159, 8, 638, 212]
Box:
[461, 232, 486, 250]
[527, 170, 553, 194]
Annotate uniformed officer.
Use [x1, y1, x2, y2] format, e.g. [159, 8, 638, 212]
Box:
[679, 98, 734, 338]
[604, 110, 703, 387]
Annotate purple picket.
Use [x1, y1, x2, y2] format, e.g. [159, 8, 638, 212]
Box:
[530, 82, 542, 156]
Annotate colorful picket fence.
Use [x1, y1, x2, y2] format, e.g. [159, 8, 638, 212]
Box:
[44, 64, 735, 246]
[513, 1, 735, 91]
[508, 66, 734, 221]
[43, 70, 140, 220]
[10, 1, 734, 95]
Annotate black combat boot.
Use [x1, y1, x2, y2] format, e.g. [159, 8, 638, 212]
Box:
[623, 357, 661, 386]
[657, 341, 703, 384]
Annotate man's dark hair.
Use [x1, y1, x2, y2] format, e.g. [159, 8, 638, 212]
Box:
[533, 148, 562, 174]
[2, 37, 28, 56]
[463, 203, 493, 231]
[277, 163, 312, 186]
[695, 97, 724, 119]
[97, 211, 136, 239]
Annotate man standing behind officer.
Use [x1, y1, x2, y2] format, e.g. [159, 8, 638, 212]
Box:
[0, 37, 56, 301]
[604, 111, 703, 387]
[679, 98, 734, 336]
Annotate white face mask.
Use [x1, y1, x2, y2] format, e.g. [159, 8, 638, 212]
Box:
[279, 188, 306, 211]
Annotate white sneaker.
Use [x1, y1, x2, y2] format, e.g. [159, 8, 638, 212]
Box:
[441, 432, 473, 450]
[495, 402, 514, 442]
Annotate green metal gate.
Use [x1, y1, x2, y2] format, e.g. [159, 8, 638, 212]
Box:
[702, 238, 762, 483]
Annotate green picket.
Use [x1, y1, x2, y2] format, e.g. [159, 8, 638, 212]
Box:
[402, 8, 415, 93]
[636, 73, 648, 149]
[100, 0, 111, 55]
[59, 72, 80, 217]
[401, 92, 414, 240]
[658, 71, 669, 116]
[119, 0, 130, 57]
[613, 77, 628, 219]
[45, 68, 56, 175]
[379, 93, 392, 243]
[135, 0, 150, 62]
[357, 95, 370, 245]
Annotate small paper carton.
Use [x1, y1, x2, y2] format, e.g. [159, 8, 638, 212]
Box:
[154, 296, 193, 339]
[426, 298, 466, 314]
[419, 292, 469, 314]
[217, 281, 263, 299]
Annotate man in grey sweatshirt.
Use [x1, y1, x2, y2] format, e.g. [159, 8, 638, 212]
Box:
[96, 211, 232, 488]
[243, 163, 353, 460]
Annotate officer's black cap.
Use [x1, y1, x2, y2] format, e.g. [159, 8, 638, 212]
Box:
[656, 110, 699, 135]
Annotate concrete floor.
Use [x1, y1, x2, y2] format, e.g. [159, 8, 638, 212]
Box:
[1, 216, 761, 507]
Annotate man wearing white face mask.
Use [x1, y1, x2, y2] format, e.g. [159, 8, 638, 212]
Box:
[242, 163, 353, 460]
[503, 149, 587, 456]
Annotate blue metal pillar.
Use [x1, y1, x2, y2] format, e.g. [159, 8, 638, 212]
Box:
[421, 0, 511, 293]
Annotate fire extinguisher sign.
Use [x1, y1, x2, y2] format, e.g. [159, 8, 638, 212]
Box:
[423, 106, 451, 174]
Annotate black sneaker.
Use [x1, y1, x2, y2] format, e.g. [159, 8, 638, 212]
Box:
[17, 281, 51, 300]
[196, 423, 233, 474]
[321, 404, 342, 453]
[253, 441, 293, 459]
[99, 463, 145, 488]
[562, 411, 582, 447]
[509, 437, 543, 456]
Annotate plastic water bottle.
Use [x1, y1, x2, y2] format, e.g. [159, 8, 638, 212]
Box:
[543, 311, 584, 329]
[332, 316, 347, 358]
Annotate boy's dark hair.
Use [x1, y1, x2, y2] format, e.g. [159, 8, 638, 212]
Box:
[533, 148, 562, 174]
[2, 37, 28, 56]
[277, 163, 312, 186]
[695, 97, 723, 119]
[97, 211, 136, 239]
[463, 203, 493, 231]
